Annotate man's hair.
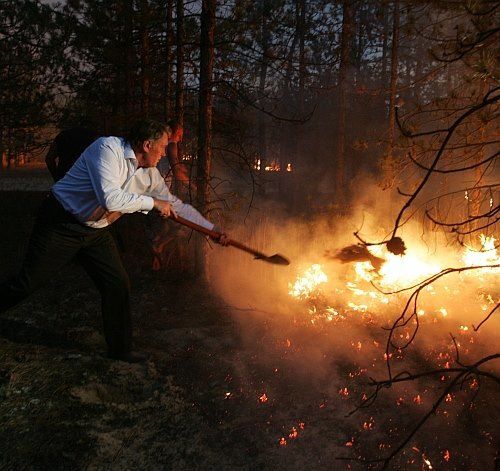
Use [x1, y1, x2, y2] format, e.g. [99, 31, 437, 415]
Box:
[127, 119, 172, 147]
[167, 119, 183, 135]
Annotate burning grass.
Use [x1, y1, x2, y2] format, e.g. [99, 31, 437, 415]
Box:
[210, 209, 499, 469]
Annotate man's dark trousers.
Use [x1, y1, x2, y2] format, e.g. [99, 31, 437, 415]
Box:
[0, 195, 132, 356]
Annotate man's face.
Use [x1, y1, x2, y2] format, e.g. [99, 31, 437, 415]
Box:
[171, 128, 183, 144]
[142, 132, 169, 167]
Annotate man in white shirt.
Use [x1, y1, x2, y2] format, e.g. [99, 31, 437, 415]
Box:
[0, 120, 226, 363]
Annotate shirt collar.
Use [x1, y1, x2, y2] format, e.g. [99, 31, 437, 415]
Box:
[123, 139, 137, 161]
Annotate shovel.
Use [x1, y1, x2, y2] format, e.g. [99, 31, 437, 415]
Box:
[170, 214, 290, 266]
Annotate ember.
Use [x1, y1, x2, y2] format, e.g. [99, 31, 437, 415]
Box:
[339, 387, 349, 397]
[362, 417, 375, 430]
[422, 454, 433, 469]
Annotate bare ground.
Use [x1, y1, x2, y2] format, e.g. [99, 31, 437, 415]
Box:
[0, 185, 498, 470]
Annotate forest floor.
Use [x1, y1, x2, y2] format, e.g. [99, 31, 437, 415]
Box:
[0, 174, 498, 470]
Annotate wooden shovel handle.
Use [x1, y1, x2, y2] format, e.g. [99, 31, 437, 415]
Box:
[171, 215, 267, 259]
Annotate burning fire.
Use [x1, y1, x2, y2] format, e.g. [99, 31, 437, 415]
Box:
[288, 233, 498, 324]
[281, 231, 497, 466]
[462, 234, 500, 270]
[288, 264, 328, 299]
[353, 244, 441, 289]
[253, 158, 293, 172]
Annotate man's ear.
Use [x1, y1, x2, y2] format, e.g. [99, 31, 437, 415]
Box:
[142, 140, 152, 153]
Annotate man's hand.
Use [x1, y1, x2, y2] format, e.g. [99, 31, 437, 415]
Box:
[217, 233, 229, 246]
[212, 226, 229, 246]
[153, 198, 177, 219]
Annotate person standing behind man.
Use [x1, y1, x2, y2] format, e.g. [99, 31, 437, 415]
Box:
[0, 119, 227, 363]
[45, 127, 100, 182]
[152, 121, 197, 270]
[158, 120, 199, 195]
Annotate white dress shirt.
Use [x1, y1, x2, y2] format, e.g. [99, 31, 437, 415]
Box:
[52, 137, 214, 230]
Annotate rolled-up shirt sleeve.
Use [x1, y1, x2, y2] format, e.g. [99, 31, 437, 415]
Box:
[87, 141, 154, 213]
[149, 171, 214, 230]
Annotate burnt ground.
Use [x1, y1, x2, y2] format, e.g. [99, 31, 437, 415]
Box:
[0, 184, 498, 470]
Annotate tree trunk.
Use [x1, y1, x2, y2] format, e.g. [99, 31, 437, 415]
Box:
[383, 0, 400, 188]
[123, 0, 135, 117]
[297, 0, 306, 116]
[0, 126, 6, 171]
[291, 0, 306, 209]
[140, 0, 151, 115]
[257, 0, 269, 176]
[336, 0, 354, 204]
[380, 0, 389, 88]
[164, 0, 174, 120]
[195, 0, 216, 278]
[175, 0, 185, 126]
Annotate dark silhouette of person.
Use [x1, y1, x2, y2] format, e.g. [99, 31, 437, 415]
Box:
[45, 127, 100, 182]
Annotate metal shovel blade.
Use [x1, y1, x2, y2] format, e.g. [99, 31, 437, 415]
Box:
[254, 253, 290, 266]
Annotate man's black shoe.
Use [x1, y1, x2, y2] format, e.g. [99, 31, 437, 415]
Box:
[108, 351, 150, 363]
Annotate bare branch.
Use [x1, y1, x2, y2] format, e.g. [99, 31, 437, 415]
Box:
[408, 150, 499, 174]
[473, 303, 499, 332]
[339, 354, 500, 468]
[391, 88, 500, 239]
[425, 206, 499, 227]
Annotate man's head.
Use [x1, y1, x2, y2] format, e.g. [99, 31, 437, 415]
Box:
[128, 119, 172, 168]
[167, 120, 183, 144]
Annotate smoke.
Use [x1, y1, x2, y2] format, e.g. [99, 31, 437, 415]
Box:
[207, 174, 498, 377]
[203, 175, 498, 466]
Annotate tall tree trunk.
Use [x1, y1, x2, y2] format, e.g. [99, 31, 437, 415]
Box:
[258, 0, 269, 176]
[195, 0, 216, 278]
[297, 0, 306, 116]
[383, 0, 400, 188]
[336, 0, 354, 204]
[354, 3, 365, 86]
[280, 3, 300, 194]
[175, 0, 185, 126]
[380, 0, 389, 88]
[291, 0, 306, 208]
[164, 0, 174, 119]
[123, 0, 135, 117]
[140, 0, 151, 115]
[0, 125, 6, 171]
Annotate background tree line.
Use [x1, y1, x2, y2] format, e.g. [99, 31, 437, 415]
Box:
[0, 0, 497, 243]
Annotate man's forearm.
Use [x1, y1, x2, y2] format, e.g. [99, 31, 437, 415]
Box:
[171, 200, 214, 230]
